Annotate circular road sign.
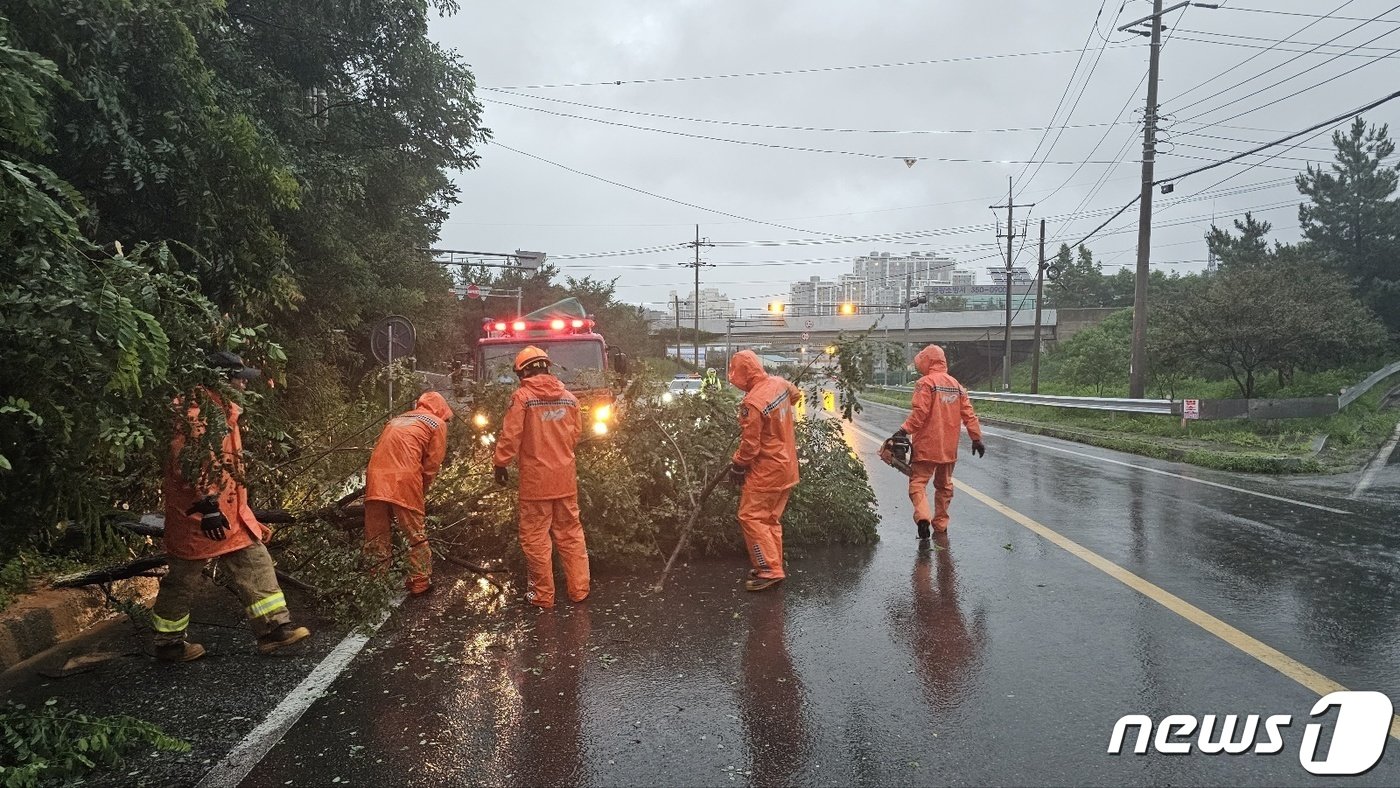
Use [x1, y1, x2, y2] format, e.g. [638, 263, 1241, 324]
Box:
[466, 283, 481, 300]
[370, 315, 416, 365]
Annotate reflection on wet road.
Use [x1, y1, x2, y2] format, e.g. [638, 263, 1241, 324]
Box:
[244, 404, 1400, 787]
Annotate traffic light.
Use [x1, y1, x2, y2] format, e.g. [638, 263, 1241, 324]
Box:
[838, 302, 856, 315]
[767, 301, 785, 313]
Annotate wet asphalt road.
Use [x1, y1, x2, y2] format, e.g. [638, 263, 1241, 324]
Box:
[243, 402, 1400, 787]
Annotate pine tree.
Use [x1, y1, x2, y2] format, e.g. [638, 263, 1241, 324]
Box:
[1296, 117, 1400, 336]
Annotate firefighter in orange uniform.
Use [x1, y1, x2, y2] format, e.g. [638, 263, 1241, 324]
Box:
[493, 346, 590, 608]
[364, 391, 454, 595]
[887, 345, 985, 545]
[153, 352, 311, 662]
[726, 350, 801, 592]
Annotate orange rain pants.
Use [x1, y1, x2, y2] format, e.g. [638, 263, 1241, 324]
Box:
[739, 487, 791, 580]
[363, 501, 432, 594]
[909, 461, 956, 533]
[519, 497, 590, 607]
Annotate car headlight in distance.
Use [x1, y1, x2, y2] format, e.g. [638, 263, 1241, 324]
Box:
[594, 403, 612, 422]
[472, 412, 489, 428]
[479, 433, 494, 446]
[661, 392, 674, 404]
[592, 421, 609, 436]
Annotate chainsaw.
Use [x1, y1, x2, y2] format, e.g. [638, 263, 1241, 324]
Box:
[879, 432, 913, 477]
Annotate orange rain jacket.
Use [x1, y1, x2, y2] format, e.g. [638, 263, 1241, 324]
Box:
[728, 350, 801, 493]
[366, 392, 454, 514]
[163, 388, 270, 561]
[493, 374, 581, 501]
[901, 345, 983, 464]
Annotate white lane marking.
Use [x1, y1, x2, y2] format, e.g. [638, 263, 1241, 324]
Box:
[858, 398, 1352, 515]
[196, 593, 406, 788]
[847, 419, 1400, 741]
[1350, 422, 1400, 499]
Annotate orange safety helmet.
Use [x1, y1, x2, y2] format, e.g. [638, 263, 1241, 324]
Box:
[513, 345, 551, 376]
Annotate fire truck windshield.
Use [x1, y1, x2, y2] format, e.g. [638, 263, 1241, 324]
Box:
[480, 341, 606, 387]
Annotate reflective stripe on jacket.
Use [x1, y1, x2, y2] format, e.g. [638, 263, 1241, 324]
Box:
[494, 374, 581, 500]
[366, 392, 454, 514]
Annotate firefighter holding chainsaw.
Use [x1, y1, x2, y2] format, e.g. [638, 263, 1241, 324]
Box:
[493, 346, 590, 608]
[882, 345, 985, 547]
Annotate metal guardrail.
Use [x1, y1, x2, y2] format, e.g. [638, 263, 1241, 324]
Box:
[968, 390, 1177, 414]
[1339, 360, 1400, 410]
[870, 385, 1177, 415]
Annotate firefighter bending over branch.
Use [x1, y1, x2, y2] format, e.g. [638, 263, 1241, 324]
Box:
[493, 346, 591, 608]
[727, 350, 801, 592]
[153, 352, 311, 662]
[884, 345, 985, 549]
[364, 391, 455, 596]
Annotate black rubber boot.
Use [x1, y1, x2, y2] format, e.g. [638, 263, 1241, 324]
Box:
[916, 520, 931, 540]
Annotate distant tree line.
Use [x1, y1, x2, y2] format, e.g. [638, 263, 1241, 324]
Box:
[1044, 118, 1396, 398]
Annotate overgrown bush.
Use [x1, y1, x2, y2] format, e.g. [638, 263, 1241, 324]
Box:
[0, 699, 189, 787]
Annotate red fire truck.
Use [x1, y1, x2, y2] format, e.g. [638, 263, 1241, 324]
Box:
[472, 302, 624, 436]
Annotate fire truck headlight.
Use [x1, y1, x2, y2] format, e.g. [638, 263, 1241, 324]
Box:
[593, 403, 612, 422]
[592, 421, 609, 436]
[472, 412, 489, 429]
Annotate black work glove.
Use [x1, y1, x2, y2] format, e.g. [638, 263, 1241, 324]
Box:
[186, 495, 227, 541]
[971, 439, 986, 458]
[728, 463, 749, 487]
[494, 466, 509, 486]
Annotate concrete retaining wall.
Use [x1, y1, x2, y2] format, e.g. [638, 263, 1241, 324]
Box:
[0, 577, 157, 672]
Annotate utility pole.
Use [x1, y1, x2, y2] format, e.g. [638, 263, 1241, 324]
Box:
[1122, 0, 1176, 398]
[991, 177, 1034, 392]
[681, 224, 714, 369]
[1031, 219, 1047, 394]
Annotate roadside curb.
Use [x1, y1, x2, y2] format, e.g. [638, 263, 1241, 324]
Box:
[0, 577, 158, 673]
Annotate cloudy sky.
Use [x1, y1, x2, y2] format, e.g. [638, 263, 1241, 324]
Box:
[428, 0, 1400, 313]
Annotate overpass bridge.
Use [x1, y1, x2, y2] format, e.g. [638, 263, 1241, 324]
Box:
[658, 309, 1061, 347]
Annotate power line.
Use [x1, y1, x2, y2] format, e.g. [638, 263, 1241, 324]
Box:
[1165, 0, 1361, 108]
[483, 88, 1140, 136]
[1173, 3, 1400, 121]
[487, 98, 1132, 165]
[1013, 0, 1123, 194]
[490, 142, 831, 237]
[482, 45, 1136, 90]
[1212, 5, 1400, 24]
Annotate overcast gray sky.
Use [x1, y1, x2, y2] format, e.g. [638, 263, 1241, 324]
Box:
[428, 0, 1400, 312]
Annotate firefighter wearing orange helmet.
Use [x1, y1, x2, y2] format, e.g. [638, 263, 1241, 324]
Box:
[727, 350, 801, 592]
[885, 344, 985, 547]
[364, 391, 455, 595]
[493, 346, 590, 608]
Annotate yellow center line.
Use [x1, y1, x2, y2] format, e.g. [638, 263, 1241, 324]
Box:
[846, 420, 1400, 740]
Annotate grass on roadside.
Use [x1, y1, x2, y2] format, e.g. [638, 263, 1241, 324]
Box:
[860, 376, 1400, 475]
